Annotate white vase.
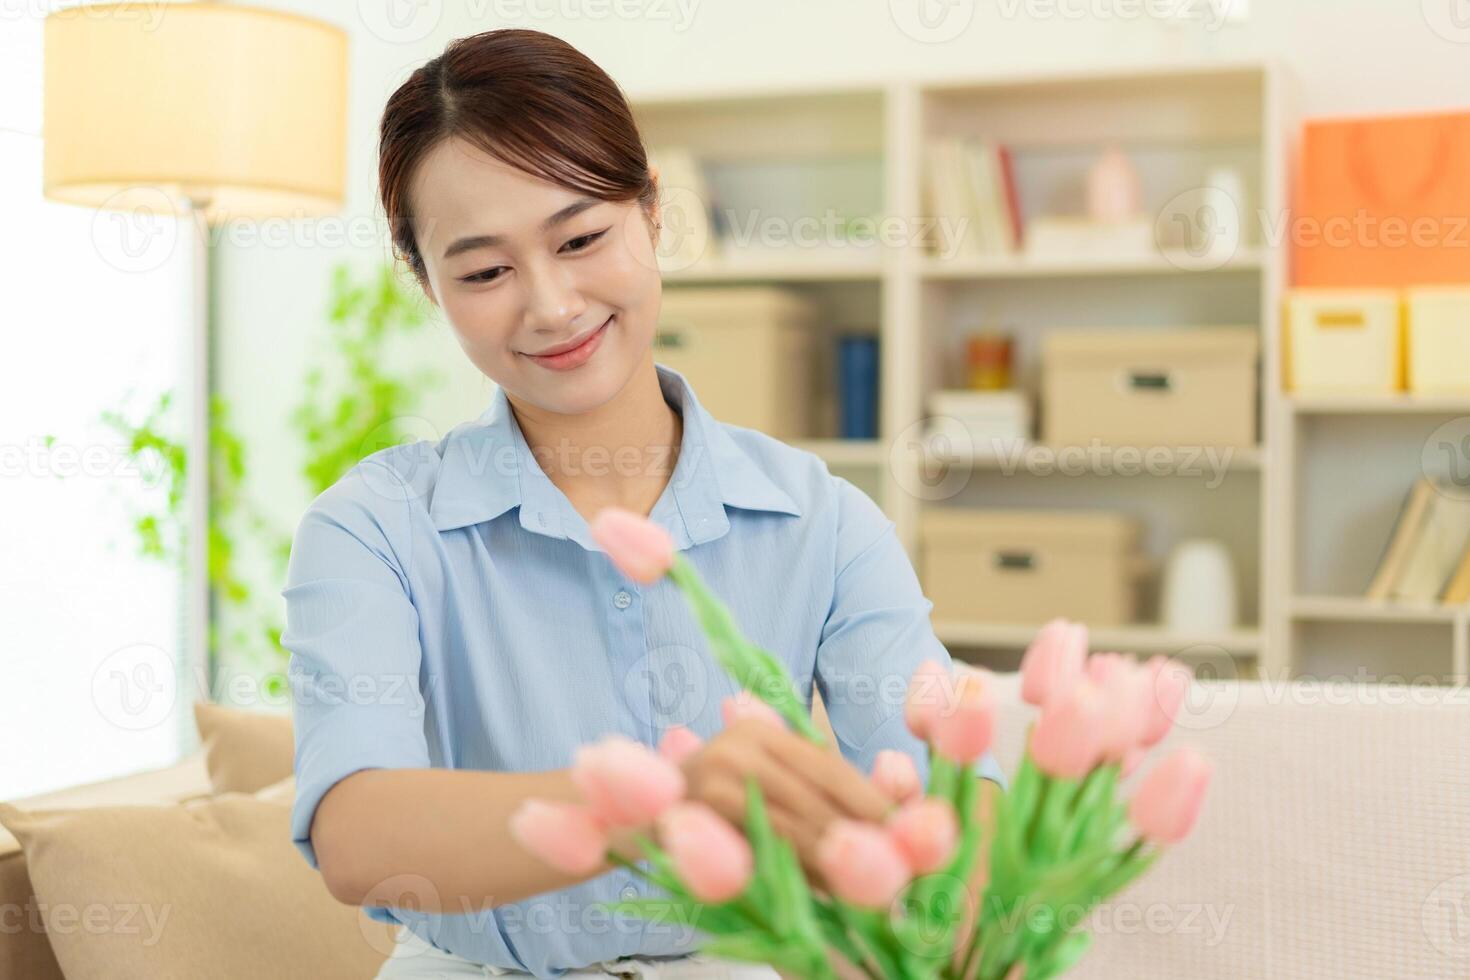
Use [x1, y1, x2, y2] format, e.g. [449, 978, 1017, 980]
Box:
[1087, 145, 1142, 224]
[1160, 539, 1238, 633]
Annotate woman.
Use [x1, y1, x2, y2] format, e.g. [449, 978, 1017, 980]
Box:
[281, 27, 1005, 980]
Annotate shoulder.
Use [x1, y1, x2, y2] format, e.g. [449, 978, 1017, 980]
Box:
[714, 421, 891, 544]
[288, 427, 465, 549]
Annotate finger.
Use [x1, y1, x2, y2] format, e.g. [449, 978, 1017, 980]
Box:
[767, 807, 826, 883]
[748, 746, 845, 835]
[767, 730, 893, 822]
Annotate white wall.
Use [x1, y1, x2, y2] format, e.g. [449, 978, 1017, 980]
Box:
[212, 0, 1470, 686]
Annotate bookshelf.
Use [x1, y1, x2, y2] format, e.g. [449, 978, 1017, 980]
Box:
[633, 61, 1468, 687]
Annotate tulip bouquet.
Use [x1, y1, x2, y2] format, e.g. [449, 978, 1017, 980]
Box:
[508, 508, 1212, 980]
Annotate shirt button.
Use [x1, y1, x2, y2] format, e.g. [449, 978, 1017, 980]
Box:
[620, 884, 638, 900]
[613, 590, 632, 610]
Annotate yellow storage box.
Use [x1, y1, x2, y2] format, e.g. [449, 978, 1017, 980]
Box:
[919, 508, 1144, 627]
[1405, 286, 1470, 394]
[1041, 326, 1259, 449]
[1284, 288, 1403, 394]
[654, 286, 818, 440]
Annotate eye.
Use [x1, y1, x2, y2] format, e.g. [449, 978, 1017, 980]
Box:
[560, 229, 608, 253]
[460, 267, 506, 284]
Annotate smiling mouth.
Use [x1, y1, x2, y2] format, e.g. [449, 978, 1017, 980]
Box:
[524, 316, 612, 358]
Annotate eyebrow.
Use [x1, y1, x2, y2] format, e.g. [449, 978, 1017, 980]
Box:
[441, 197, 603, 261]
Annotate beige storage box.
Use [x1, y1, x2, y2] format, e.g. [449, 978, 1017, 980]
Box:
[1405, 285, 1470, 394]
[654, 286, 818, 440]
[1284, 288, 1403, 394]
[1042, 327, 1259, 449]
[920, 508, 1143, 626]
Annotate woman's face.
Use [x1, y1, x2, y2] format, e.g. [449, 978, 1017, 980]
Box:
[409, 136, 663, 416]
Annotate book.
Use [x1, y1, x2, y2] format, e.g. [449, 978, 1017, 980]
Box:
[923, 137, 1021, 258]
[1440, 544, 1470, 604]
[1364, 477, 1436, 601]
[1393, 483, 1470, 602]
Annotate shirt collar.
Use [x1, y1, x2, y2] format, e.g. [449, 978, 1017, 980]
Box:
[427, 363, 801, 549]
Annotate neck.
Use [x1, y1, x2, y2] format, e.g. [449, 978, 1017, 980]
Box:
[507, 358, 683, 515]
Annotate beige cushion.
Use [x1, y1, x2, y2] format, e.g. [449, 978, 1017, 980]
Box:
[193, 701, 295, 795]
[0, 777, 394, 980]
[0, 751, 212, 980]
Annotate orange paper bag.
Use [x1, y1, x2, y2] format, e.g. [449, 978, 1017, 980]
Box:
[1293, 111, 1470, 288]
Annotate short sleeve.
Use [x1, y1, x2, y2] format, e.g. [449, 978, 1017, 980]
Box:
[280, 459, 433, 873]
[813, 476, 1008, 792]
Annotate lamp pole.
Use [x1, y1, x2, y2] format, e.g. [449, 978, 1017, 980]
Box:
[183, 193, 212, 748]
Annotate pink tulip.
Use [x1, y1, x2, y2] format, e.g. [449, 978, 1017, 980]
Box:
[1087, 653, 1154, 764]
[721, 691, 785, 730]
[816, 819, 913, 909]
[589, 507, 674, 584]
[871, 750, 922, 805]
[886, 798, 958, 874]
[1128, 746, 1212, 843]
[657, 802, 754, 902]
[1140, 656, 1191, 748]
[904, 659, 953, 740]
[508, 800, 608, 875]
[572, 735, 686, 827]
[1029, 678, 1108, 779]
[658, 725, 704, 766]
[1019, 619, 1088, 707]
[931, 668, 995, 765]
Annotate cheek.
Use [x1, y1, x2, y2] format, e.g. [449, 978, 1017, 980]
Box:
[442, 289, 518, 356]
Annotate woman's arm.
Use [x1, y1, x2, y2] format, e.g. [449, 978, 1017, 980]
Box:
[311, 766, 645, 911]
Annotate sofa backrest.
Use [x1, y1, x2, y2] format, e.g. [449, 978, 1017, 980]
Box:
[983, 670, 1470, 979]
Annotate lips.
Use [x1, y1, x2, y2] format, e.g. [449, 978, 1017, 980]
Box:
[526, 316, 612, 358]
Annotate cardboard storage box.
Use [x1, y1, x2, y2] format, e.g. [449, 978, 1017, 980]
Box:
[1284, 288, 1403, 394]
[919, 508, 1143, 626]
[654, 286, 818, 440]
[1405, 286, 1470, 394]
[1042, 326, 1259, 448]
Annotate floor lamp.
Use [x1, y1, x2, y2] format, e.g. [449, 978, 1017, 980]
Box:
[41, 2, 347, 745]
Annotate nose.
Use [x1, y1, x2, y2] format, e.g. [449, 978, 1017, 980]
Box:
[522, 257, 588, 336]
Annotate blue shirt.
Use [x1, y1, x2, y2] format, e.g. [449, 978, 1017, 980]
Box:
[282, 362, 1005, 978]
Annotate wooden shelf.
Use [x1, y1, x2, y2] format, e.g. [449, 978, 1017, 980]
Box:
[1288, 394, 1470, 415]
[933, 620, 1262, 656]
[919, 248, 1264, 281]
[1290, 595, 1466, 625]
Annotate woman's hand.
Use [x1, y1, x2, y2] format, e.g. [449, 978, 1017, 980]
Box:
[677, 718, 895, 879]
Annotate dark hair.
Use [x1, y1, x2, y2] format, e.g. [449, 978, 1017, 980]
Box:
[378, 28, 657, 287]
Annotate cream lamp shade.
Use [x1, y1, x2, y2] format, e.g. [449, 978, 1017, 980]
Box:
[43, 2, 348, 222]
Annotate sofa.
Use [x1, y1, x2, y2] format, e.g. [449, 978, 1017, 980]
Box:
[3, 675, 1467, 979]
